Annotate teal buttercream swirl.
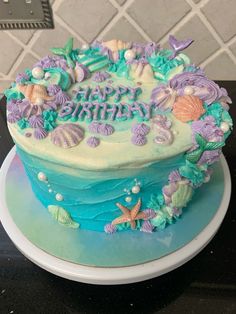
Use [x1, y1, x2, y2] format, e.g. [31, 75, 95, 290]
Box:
[17, 118, 29, 129]
[4, 85, 24, 101]
[179, 161, 206, 186]
[43, 110, 58, 131]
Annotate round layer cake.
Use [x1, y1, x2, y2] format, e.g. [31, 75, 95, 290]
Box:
[4, 37, 233, 233]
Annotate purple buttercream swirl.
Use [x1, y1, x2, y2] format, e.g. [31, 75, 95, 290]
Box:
[140, 220, 154, 233]
[34, 55, 67, 70]
[131, 123, 150, 136]
[88, 122, 101, 134]
[92, 71, 111, 82]
[191, 117, 224, 144]
[198, 150, 221, 165]
[104, 223, 117, 234]
[169, 72, 231, 105]
[143, 209, 157, 220]
[34, 128, 48, 140]
[168, 170, 182, 183]
[47, 84, 61, 96]
[131, 134, 147, 146]
[16, 72, 30, 84]
[54, 91, 71, 105]
[98, 123, 114, 136]
[7, 113, 21, 123]
[86, 136, 100, 148]
[145, 42, 159, 57]
[29, 115, 44, 128]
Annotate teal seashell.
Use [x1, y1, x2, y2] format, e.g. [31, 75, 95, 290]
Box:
[48, 205, 79, 229]
[171, 183, 193, 208]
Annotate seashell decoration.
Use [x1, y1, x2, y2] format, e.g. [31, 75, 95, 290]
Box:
[17, 84, 54, 105]
[129, 63, 155, 82]
[172, 95, 205, 123]
[50, 123, 84, 148]
[102, 39, 131, 52]
[171, 183, 193, 208]
[48, 205, 80, 228]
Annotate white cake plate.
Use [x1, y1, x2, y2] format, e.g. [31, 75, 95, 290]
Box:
[0, 147, 231, 285]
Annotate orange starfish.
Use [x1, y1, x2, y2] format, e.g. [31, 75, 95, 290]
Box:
[112, 198, 147, 230]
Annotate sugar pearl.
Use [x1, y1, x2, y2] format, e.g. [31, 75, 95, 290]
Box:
[204, 175, 210, 183]
[48, 188, 53, 193]
[125, 196, 132, 203]
[55, 193, 63, 201]
[124, 49, 136, 61]
[38, 172, 47, 182]
[35, 97, 44, 106]
[184, 86, 194, 95]
[44, 72, 51, 80]
[132, 185, 140, 194]
[220, 122, 230, 133]
[32, 67, 44, 80]
[81, 43, 89, 50]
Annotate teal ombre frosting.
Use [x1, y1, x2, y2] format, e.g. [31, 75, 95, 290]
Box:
[17, 145, 186, 231]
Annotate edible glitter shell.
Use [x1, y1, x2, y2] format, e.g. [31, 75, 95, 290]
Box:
[50, 123, 84, 148]
[17, 84, 53, 104]
[172, 95, 205, 123]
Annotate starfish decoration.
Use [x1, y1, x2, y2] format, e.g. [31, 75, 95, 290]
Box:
[112, 198, 147, 230]
[168, 35, 193, 60]
[50, 38, 75, 68]
[186, 133, 225, 163]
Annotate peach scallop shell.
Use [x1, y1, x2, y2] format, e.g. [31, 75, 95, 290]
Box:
[50, 124, 84, 149]
[17, 84, 54, 104]
[172, 95, 205, 123]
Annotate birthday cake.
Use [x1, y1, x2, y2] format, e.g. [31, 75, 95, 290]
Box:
[4, 36, 232, 233]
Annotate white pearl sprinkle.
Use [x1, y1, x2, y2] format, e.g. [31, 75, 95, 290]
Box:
[48, 188, 53, 193]
[81, 43, 89, 50]
[55, 193, 64, 201]
[124, 49, 136, 61]
[37, 172, 47, 182]
[32, 66, 44, 80]
[35, 97, 44, 106]
[125, 196, 132, 203]
[220, 122, 230, 133]
[204, 175, 210, 183]
[44, 72, 51, 80]
[132, 185, 140, 194]
[184, 86, 194, 95]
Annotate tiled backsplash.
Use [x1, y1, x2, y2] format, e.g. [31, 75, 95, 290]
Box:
[1, 0, 236, 93]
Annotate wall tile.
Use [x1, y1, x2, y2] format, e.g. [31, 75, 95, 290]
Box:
[57, 0, 117, 43]
[103, 17, 145, 42]
[127, 0, 191, 41]
[32, 22, 81, 57]
[192, 0, 201, 3]
[12, 53, 38, 77]
[9, 30, 35, 45]
[202, 0, 236, 42]
[170, 15, 220, 65]
[0, 33, 22, 75]
[0, 81, 13, 94]
[203, 52, 236, 80]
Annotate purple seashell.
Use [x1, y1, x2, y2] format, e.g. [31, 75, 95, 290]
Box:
[50, 124, 84, 148]
[98, 123, 114, 136]
[140, 220, 154, 233]
[88, 122, 101, 134]
[104, 223, 117, 234]
[87, 136, 100, 148]
[54, 91, 71, 105]
[29, 115, 44, 128]
[7, 113, 21, 123]
[74, 62, 89, 83]
[151, 85, 177, 110]
[131, 134, 147, 146]
[47, 84, 61, 96]
[92, 71, 111, 82]
[162, 183, 178, 205]
[131, 123, 150, 136]
[16, 72, 30, 84]
[168, 170, 182, 183]
[34, 128, 48, 140]
[143, 209, 157, 220]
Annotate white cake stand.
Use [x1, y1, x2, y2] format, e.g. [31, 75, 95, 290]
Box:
[0, 147, 231, 285]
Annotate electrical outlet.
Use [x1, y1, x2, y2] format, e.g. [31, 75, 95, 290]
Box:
[0, 0, 53, 29]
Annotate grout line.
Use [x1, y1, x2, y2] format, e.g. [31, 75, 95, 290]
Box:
[123, 12, 152, 41]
